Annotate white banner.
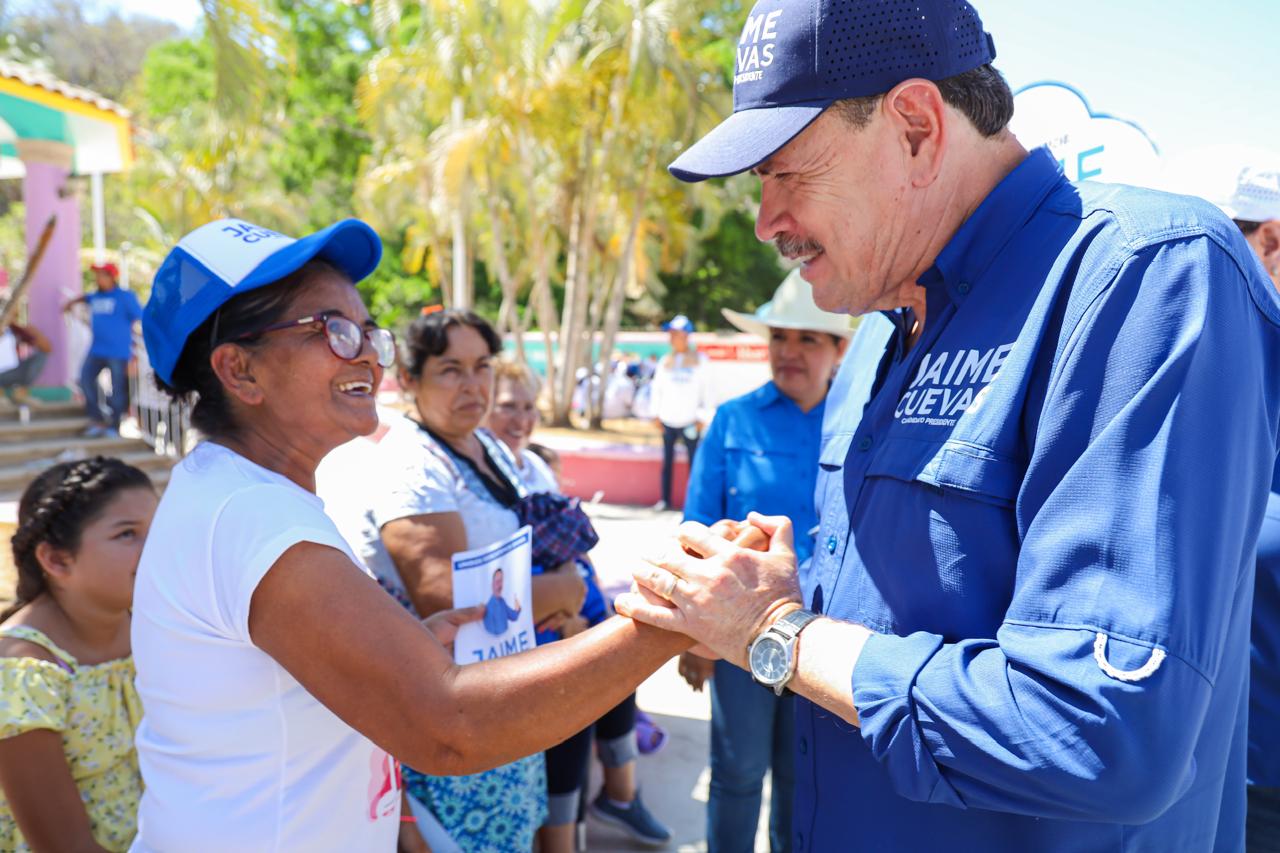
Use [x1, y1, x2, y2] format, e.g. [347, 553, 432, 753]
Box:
[451, 525, 536, 665]
[1011, 82, 1160, 188]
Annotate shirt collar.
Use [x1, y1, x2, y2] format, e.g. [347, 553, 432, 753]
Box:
[918, 147, 1067, 303]
[752, 381, 784, 408]
[753, 380, 827, 419]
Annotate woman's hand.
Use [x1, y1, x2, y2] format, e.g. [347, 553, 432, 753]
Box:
[677, 650, 716, 692]
[559, 615, 589, 638]
[397, 793, 432, 853]
[422, 605, 484, 652]
[532, 562, 587, 620]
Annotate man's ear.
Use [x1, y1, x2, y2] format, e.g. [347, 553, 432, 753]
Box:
[1257, 220, 1280, 277]
[210, 343, 265, 407]
[884, 79, 947, 187]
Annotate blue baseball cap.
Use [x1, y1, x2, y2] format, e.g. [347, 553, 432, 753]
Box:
[143, 218, 382, 385]
[663, 314, 695, 333]
[669, 0, 996, 183]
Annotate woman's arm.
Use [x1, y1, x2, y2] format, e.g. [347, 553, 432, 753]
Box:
[0, 729, 110, 853]
[248, 541, 689, 776]
[381, 511, 584, 622]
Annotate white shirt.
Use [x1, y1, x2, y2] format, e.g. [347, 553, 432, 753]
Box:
[130, 442, 401, 853]
[0, 330, 19, 373]
[649, 351, 710, 428]
[317, 413, 521, 602]
[517, 448, 559, 495]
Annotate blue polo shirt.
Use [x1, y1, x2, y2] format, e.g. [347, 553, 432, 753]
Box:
[85, 288, 142, 360]
[799, 149, 1280, 853]
[684, 380, 824, 565]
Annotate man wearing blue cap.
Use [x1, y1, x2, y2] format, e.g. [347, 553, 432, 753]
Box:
[650, 314, 710, 510]
[615, 2, 1280, 851]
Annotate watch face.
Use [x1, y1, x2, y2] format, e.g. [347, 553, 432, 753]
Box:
[750, 636, 789, 684]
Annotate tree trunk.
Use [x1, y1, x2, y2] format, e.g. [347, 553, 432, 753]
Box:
[589, 182, 647, 429]
[483, 177, 522, 357]
[553, 144, 600, 427]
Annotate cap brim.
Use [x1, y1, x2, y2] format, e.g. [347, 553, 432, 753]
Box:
[240, 219, 383, 292]
[669, 103, 829, 183]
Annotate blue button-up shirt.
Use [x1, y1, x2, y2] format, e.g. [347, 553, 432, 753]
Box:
[685, 380, 824, 565]
[1250, 463, 1280, 787]
[798, 148, 1280, 853]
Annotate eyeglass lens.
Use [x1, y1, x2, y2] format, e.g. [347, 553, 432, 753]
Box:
[324, 317, 396, 367]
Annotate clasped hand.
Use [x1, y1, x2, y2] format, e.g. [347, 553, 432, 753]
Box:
[614, 513, 803, 668]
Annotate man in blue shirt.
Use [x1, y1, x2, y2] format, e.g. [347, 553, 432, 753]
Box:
[615, 2, 1280, 851]
[680, 268, 850, 853]
[482, 567, 523, 635]
[1201, 156, 1280, 851]
[64, 261, 142, 437]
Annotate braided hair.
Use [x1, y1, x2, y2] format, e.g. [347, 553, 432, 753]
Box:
[1, 457, 153, 622]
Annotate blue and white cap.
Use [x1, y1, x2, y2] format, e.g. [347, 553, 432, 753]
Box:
[663, 314, 695, 333]
[142, 218, 382, 385]
[669, 0, 996, 182]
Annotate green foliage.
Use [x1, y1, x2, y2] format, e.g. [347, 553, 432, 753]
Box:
[650, 209, 786, 330]
[137, 39, 217, 118]
[4, 0, 799, 352]
[270, 0, 373, 230]
[0, 1, 181, 101]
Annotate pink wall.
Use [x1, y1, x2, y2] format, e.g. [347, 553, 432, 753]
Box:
[22, 154, 81, 387]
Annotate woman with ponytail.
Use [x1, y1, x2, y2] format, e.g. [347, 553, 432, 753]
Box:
[0, 457, 156, 852]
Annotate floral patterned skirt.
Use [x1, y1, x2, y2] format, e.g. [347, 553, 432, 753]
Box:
[379, 577, 548, 851]
[404, 757, 547, 852]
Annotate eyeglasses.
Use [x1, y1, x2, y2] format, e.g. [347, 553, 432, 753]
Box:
[234, 312, 396, 368]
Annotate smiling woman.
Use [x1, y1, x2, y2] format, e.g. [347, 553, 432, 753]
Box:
[128, 219, 690, 853]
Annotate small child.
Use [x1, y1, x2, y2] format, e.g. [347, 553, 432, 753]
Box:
[0, 457, 156, 852]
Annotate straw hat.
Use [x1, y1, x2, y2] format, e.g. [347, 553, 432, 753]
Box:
[721, 268, 854, 340]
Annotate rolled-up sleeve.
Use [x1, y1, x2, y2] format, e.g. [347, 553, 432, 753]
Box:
[851, 236, 1278, 822]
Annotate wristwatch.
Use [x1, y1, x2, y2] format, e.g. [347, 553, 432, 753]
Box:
[748, 609, 820, 696]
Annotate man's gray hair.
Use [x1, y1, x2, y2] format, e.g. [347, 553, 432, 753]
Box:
[829, 64, 1014, 138]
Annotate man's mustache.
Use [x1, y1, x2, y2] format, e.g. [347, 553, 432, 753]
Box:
[775, 233, 824, 259]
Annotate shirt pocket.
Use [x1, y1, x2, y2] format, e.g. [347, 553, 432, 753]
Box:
[853, 438, 1023, 637]
[723, 433, 801, 520]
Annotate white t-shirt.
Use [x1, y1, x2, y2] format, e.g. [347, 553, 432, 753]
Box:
[517, 448, 559, 495]
[649, 351, 711, 428]
[130, 442, 401, 853]
[0, 330, 19, 373]
[316, 413, 521, 602]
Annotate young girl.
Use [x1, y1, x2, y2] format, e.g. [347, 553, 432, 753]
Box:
[0, 457, 157, 852]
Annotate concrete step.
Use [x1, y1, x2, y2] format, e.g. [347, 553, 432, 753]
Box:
[0, 401, 84, 422]
[0, 417, 93, 443]
[0, 434, 141, 467]
[0, 447, 174, 500]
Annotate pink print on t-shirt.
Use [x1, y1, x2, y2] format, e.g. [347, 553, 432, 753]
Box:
[367, 747, 401, 821]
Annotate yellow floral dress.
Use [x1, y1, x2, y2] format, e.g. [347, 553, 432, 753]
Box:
[0, 625, 143, 852]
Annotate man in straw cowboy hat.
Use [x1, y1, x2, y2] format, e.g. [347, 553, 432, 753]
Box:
[677, 268, 850, 853]
[613, 0, 1280, 850]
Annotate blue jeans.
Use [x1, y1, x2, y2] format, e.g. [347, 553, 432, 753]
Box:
[80, 355, 128, 428]
[0, 352, 46, 390]
[708, 660, 794, 853]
